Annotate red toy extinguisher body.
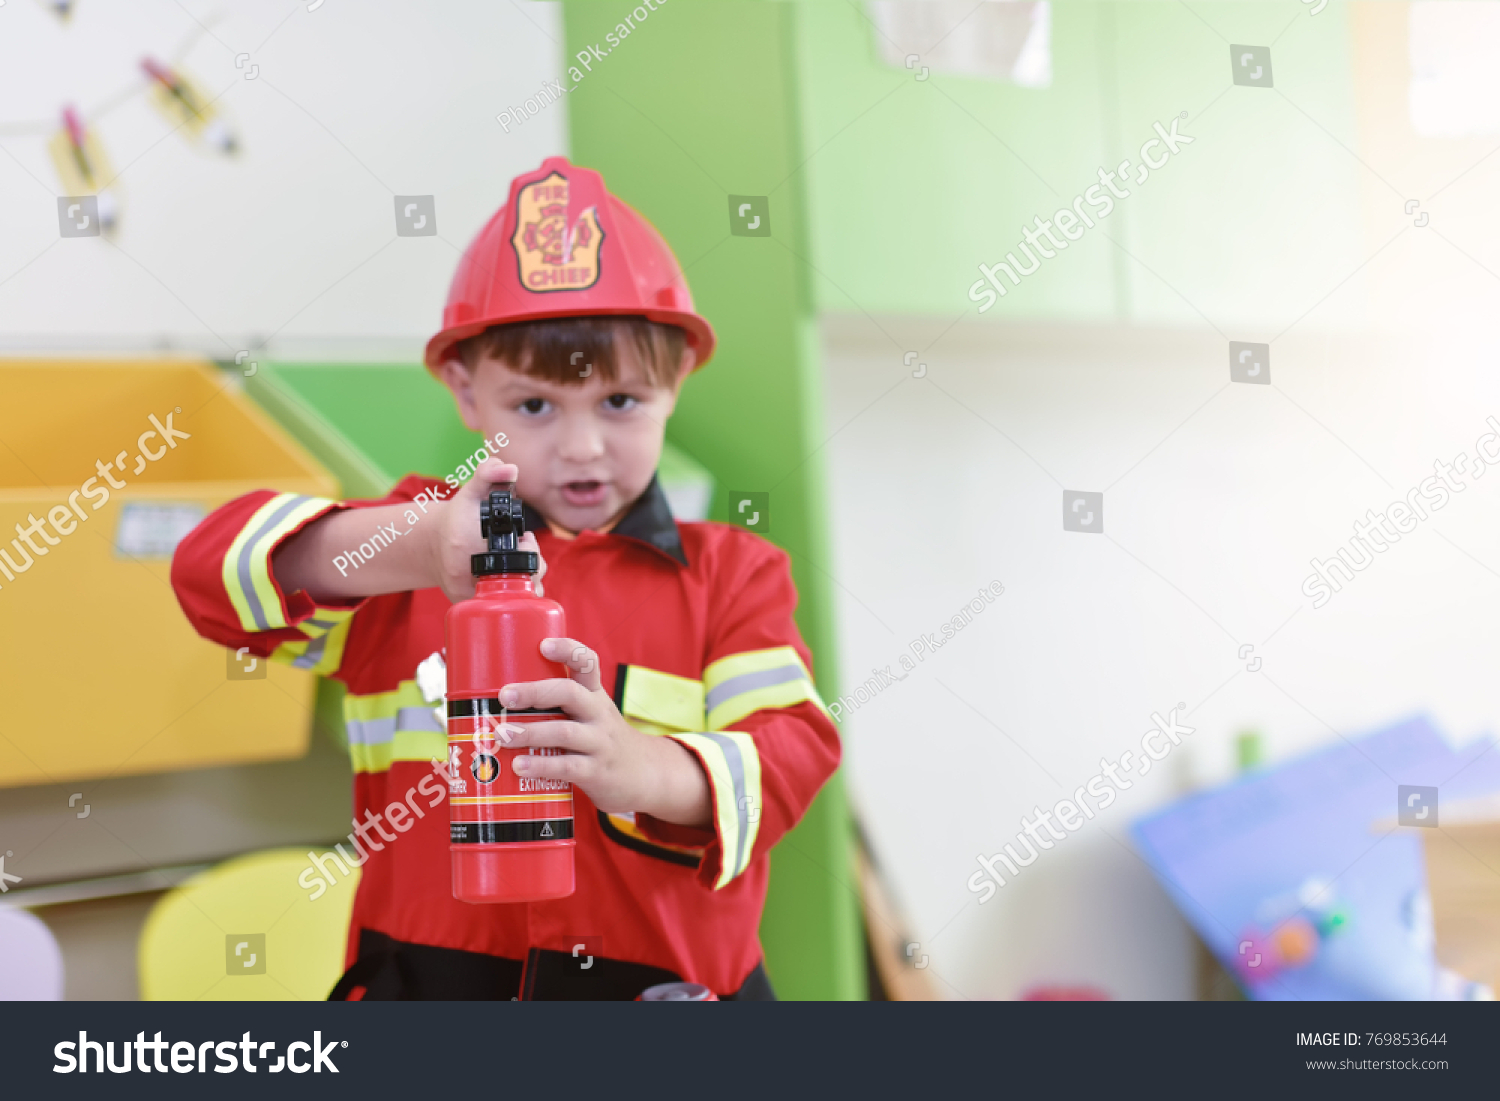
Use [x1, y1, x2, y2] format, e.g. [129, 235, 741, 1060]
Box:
[445, 487, 575, 903]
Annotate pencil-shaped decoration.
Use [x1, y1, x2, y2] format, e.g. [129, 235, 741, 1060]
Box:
[48, 105, 120, 232]
[141, 57, 238, 154]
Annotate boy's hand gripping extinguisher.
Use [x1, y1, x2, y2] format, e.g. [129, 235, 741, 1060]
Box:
[444, 486, 575, 903]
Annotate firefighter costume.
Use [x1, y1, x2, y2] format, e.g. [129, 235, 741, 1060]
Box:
[169, 157, 841, 1000]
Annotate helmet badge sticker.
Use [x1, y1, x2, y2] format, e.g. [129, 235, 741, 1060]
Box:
[512, 171, 604, 293]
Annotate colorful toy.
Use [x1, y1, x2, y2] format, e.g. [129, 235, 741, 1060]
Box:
[1231, 876, 1351, 982]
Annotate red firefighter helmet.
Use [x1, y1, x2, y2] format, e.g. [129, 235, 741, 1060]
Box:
[424, 156, 715, 372]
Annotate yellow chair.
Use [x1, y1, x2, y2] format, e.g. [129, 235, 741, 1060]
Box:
[139, 848, 359, 1001]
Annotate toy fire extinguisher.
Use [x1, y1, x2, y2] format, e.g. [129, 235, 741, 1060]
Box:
[445, 486, 575, 903]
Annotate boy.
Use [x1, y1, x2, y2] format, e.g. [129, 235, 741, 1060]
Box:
[171, 157, 841, 1000]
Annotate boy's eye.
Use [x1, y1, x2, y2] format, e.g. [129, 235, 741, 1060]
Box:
[519, 398, 550, 415]
[604, 393, 636, 411]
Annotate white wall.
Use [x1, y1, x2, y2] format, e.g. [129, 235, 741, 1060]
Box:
[818, 1, 1500, 1002]
[0, 0, 567, 360]
[823, 310, 1500, 999]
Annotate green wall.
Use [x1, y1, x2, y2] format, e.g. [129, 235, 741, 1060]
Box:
[563, 1, 864, 1000]
[792, 0, 1116, 318]
[791, 1, 1363, 329]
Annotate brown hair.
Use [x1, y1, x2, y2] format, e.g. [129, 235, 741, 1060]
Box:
[452, 316, 687, 387]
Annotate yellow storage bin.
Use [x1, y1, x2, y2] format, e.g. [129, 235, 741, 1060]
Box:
[0, 358, 337, 788]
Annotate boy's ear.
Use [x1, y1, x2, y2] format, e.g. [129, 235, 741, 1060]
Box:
[434, 358, 482, 432]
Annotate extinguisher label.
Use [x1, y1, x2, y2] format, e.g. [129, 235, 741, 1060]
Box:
[447, 699, 566, 719]
[450, 819, 575, 844]
[446, 702, 573, 845]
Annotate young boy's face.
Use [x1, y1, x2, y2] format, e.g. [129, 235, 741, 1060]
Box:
[439, 337, 691, 534]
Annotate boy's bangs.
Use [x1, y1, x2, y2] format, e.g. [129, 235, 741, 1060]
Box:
[454, 317, 685, 387]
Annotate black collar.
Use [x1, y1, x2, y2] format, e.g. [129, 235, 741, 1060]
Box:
[521, 474, 687, 567]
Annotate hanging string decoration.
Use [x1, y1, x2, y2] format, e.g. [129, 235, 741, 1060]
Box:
[48, 105, 121, 232]
[141, 58, 239, 156]
[0, 18, 241, 236]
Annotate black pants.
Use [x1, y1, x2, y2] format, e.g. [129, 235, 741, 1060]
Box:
[329, 929, 776, 1001]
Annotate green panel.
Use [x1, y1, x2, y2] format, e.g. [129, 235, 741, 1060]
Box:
[655, 437, 710, 488]
[315, 677, 350, 754]
[252, 362, 485, 493]
[564, 0, 863, 999]
[243, 367, 392, 499]
[788, 1, 1363, 328]
[1110, 1, 1363, 329]
[792, 0, 1116, 319]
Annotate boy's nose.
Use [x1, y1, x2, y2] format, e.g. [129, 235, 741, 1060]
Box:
[556, 414, 606, 462]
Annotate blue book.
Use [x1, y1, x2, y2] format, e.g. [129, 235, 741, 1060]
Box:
[1132, 715, 1500, 1000]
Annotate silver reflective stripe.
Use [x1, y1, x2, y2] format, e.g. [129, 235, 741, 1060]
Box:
[345, 705, 444, 746]
[397, 705, 444, 732]
[305, 617, 338, 630]
[704, 664, 803, 715]
[292, 630, 328, 669]
[700, 730, 749, 875]
[235, 495, 310, 631]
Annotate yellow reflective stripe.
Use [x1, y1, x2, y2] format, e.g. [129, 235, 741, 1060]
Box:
[620, 666, 704, 732]
[221, 493, 336, 633]
[298, 606, 356, 639]
[267, 614, 353, 676]
[624, 718, 680, 739]
[348, 730, 446, 775]
[344, 680, 445, 774]
[298, 615, 353, 676]
[222, 495, 289, 633]
[269, 638, 311, 664]
[703, 645, 828, 729]
[345, 680, 428, 723]
[704, 645, 806, 687]
[670, 730, 762, 889]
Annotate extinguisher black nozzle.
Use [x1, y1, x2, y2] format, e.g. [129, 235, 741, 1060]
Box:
[471, 550, 539, 575]
[474, 486, 536, 575]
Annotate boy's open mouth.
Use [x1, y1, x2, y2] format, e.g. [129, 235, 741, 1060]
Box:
[560, 480, 608, 508]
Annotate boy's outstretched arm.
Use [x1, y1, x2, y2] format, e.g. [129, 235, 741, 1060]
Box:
[170, 457, 536, 673]
[272, 457, 541, 604]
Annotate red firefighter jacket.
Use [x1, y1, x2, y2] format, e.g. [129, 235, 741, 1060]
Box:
[170, 474, 840, 996]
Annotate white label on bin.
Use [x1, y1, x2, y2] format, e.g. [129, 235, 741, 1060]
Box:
[114, 502, 205, 558]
